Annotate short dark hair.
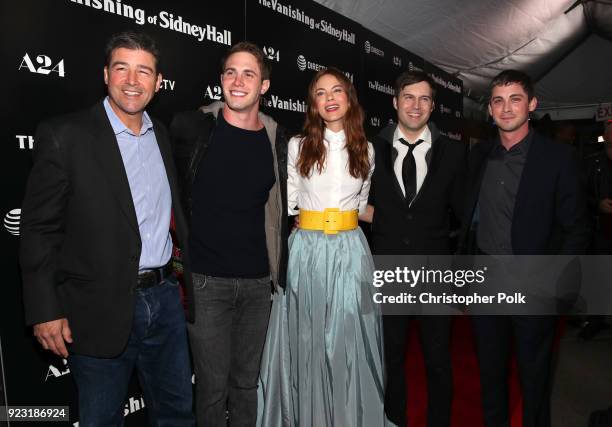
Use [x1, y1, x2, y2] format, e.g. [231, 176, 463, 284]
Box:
[105, 31, 160, 73]
[489, 70, 535, 100]
[221, 41, 271, 80]
[394, 70, 436, 99]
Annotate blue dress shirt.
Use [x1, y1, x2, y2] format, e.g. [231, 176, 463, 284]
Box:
[103, 97, 172, 271]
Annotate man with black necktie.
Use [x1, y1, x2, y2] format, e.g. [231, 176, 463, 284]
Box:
[366, 70, 467, 427]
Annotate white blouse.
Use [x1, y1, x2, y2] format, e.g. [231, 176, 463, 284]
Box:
[287, 128, 375, 216]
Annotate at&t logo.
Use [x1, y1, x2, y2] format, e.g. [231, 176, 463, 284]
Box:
[204, 85, 222, 100]
[296, 55, 307, 71]
[19, 53, 65, 78]
[364, 41, 371, 54]
[4, 209, 21, 236]
[263, 46, 280, 62]
[16, 135, 34, 150]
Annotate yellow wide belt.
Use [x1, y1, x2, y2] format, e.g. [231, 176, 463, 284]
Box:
[299, 208, 358, 234]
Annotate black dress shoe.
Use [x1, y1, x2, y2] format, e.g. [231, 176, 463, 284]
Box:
[588, 405, 612, 426]
[566, 316, 584, 328]
[578, 319, 610, 340]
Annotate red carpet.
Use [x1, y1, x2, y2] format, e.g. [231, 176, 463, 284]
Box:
[404, 315, 527, 427]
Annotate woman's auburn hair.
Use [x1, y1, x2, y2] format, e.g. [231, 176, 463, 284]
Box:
[296, 67, 370, 180]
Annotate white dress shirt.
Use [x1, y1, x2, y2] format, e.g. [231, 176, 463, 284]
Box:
[392, 126, 432, 201]
[287, 128, 375, 216]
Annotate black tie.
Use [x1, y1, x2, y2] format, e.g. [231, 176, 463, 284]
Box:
[399, 138, 424, 203]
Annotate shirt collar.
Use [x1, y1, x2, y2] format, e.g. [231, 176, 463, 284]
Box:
[324, 128, 346, 151]
[103, 97, 153, 136]
[393, 125, 432, 148]
[495, 128, 533, 155]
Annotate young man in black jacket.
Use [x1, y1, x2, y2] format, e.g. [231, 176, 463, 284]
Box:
[170, 42, 288, 426]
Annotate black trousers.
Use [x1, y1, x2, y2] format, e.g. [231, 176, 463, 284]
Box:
[472, 315, 556, 427]
[383, 315, 453, 427]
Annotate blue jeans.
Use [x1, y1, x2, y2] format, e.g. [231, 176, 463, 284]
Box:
[68, 276, 194, 427]
[188, 274, 272, 427]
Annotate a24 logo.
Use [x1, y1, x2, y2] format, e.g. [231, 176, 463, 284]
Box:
[204, 85, 222, 100]
[263, 46, 280, 62]
[19, 53, 65, 78]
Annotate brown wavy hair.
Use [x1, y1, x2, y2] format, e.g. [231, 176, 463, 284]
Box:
[296, 67, 370, 180]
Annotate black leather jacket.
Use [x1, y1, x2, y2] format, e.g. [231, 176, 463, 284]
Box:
[170, 102, 289, 289]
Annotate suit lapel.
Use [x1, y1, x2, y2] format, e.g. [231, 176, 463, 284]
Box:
[514, 135, 544, 224]
[153, 123, 180, 212]
[387, 142, 407, 202]
[466, 139, 495, 220]
[88, 102, 140, 236]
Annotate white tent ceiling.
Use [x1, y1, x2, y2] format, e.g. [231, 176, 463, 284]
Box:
[314, 0, 612, 119]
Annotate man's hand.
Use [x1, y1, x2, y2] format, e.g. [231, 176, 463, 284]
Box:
[33, 318, 72, 358]
[293, 215, 300, 230]
[599, 198, 612, 214]
[359, 204, 375, 223]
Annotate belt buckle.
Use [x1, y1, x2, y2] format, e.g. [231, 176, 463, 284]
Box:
[137, 271, 156, 289]
[323, 208, 340, 235]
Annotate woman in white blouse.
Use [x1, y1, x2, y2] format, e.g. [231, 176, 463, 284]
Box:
[258, 68, 386, 426]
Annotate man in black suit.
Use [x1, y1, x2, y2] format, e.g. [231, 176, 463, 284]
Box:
[367, 70, 466, 427]
[19, 32, 194, 426]
[459, 70, 589, 427]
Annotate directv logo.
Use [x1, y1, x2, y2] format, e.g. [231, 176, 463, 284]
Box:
[364, 40, 384, 57]
[295, 55, 327, 73]
[408, 62, 423, 72]
[297, 55, 307, 71]
[439, 103, 452, 115]
[4, 209, 21, 236]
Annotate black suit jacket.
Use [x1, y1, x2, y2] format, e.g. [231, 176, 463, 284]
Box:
[19, 101, 193, 358]
[370, 123, 467, 255]
[458, 132, 590, 255]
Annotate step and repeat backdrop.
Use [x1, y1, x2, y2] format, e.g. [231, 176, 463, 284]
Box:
[1, 0, 462, 425]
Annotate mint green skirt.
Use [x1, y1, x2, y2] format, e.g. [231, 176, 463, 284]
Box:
[258, 228, 387, 426]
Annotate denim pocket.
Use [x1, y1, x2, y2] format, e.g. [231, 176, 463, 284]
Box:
[165, 273, 180, 287]
[254, 275, 271, 286]
[193, 273, 207, 291]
